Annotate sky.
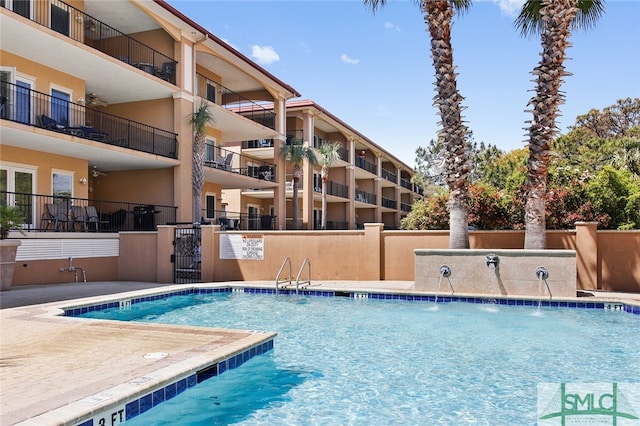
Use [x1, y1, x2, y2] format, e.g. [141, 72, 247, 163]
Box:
[167, 0, 640, 167]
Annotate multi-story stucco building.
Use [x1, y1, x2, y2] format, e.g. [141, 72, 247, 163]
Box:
[1, 0, 421, 234]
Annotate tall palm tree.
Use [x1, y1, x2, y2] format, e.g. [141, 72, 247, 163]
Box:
[317, 141, 342, 230]
[280, 140, 318, 229]
[610, 139, 640, 180]
[516, 0, 605, 249]
[365, 0, 472, 249]
[189, 102, 214, 223]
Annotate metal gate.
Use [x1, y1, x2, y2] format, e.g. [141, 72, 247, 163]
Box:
[173, 225, 201, 284]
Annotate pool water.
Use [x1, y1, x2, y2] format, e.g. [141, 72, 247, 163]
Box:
[81, 293, 640, 425]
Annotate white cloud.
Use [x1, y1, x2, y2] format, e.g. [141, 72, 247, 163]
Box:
[250, 45, 280, 65]
[491, 0, 525, 17]
[340, 54, 360, 65]
[385, 21, 401, 32]
[298, 42, 311, 54]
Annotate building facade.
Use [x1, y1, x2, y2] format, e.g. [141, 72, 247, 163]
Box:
[1, 0, 419, 234]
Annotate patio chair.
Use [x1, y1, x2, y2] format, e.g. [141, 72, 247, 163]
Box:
[85, 205, 108, 232]
[69, 205, 88, 231]
[220, 153, 233, 171]
[41, 203, 69, 231]
[40, 115, 83, 137]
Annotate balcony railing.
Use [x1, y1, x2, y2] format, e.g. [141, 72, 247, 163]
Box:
[242, 139, 275, 149]
[1, 82, 178, 159]
[312, 220, 349, 230]
[2, 191, 177, 233]
[401, 202, 412, 212]
[196, 73, 275, 129]
[2, 0, 177, 84]
[382, 169, 397, 183]
[200, 209, 277, 231]
[204, 145, 276, 181]
[381, 197, 397, 209]
[312, 180, 348, 199]
[400, 178, 412, 190]
[355, 189, 376, 205]
[357, 158, 377, 174]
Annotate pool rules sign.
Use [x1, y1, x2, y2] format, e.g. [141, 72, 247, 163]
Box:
[220, 234, 264, 260]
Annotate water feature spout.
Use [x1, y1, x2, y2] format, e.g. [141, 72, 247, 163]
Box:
[439, 265, 451, 278]
[535, 266, 549, 280]
[486, 253, 499, 269]
[535, 266, 552, 300]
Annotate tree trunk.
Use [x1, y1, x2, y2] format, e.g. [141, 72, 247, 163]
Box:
[448, 198, 469, 249]
[424, 0, 472, 250]
[524, 0, 578, 249]
[321, 166, 328, 230]
[192, 133, 205, 223]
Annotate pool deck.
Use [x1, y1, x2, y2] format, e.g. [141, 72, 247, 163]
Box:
[1, 281, 639, 425]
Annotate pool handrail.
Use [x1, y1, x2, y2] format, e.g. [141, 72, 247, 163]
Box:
[295, 258, 311, 294]
[275, 257, 292, 294]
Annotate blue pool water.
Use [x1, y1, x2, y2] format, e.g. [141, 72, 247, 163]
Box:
[80, 292, 640, 424]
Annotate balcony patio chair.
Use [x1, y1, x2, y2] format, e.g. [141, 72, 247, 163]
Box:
[40, 115, 83, 137]
[41, 203, 69, 231]
[85, 205, 109, 232]
[217, 153, 233, 171]
[69, 205, 88, 231]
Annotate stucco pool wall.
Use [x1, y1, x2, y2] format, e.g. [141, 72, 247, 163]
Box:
[414, 249, 577, 298]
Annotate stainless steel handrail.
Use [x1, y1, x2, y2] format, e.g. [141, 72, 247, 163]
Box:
[275, 257, 292, 294]
[295, 258, 311, 294]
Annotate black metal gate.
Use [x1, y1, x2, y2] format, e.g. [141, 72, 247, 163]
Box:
[173, 225, 201, 284]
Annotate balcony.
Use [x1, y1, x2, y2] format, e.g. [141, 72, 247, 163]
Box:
[1, 0, 177, 85]
[1, 82, 178, 159]
[357, 158, 377, 174]
[2, 191, 177, 233]
[400, 178, 412, 190]
[204, 145, 276, 188]
[355, 189, 376, 205]
[381, 197, 397, 209]
[196, 73, 275, 130]
[382, 169, 397, 184]
[401, 202, 412, 213]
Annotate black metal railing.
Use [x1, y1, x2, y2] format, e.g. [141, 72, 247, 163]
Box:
[381, 197, 397, 209]
[200, 209, 277, 231]
[242, 139, 275, 149]
[196, 73, 275, 129]
[338, 147, 348, 162]
[357, 158, 377, 174]
[2, 191, 177, 232]
[414, 185, 424, 195]
[382, 168, 397, 183]
[355, 189, 376, 205]
[204, 145, 276, 181]
[400, 178, 412, 190]
[327, 181, 349, 198]
[2, 0, 177, 84]
[0, 82, 178, 158]
[312, 220, 349, 230]
[401, 202, 412, 212]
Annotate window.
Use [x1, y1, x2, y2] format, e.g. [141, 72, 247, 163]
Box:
[51, 0, 70, 36]
[52, 171, 72, 198]
[51, 89, 71, 126]
[1, 164, 36, 227]
[205, 139, 216, 163]
[247, 205, 259, 230]
[205, 194, 216, 220]
[206, 82, 216, 103]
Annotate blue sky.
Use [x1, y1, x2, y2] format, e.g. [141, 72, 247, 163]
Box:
[167, 0, 640, 167]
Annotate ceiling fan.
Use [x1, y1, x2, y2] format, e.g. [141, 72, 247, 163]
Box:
[90, 165, 108, 178]
[87, 93, 108, 107]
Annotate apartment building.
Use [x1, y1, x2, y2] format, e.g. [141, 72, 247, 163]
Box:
[225, 99, 423, 230]
[1, 0, 419, 235]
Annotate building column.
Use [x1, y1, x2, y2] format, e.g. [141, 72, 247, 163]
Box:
[273, 96, 287, 230]
[173, 92, 195, 222]
[301, 111, 315, 229]
[348, 139, 356, 229]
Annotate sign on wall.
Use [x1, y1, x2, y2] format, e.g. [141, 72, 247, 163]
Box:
[219, 234, 264, 260]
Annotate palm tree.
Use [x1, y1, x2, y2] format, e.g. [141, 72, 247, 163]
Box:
[610, 139, 640, 180]
[280, 140, 318, 229]
[516, 0, 605, 249]
[317, 141, 342, 230]
[189, 102, 214, 223]
[365, 0, 472, 249]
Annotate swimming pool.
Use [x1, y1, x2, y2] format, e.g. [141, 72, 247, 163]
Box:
[79, 290, 640, 424]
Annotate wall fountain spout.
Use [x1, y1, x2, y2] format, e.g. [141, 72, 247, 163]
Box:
[486, 253, 499, 269]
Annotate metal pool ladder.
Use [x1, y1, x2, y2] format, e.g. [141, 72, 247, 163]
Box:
[275, 257, 311, 294]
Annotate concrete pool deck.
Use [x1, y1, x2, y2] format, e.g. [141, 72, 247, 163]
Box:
[1, 281, 639, 425]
